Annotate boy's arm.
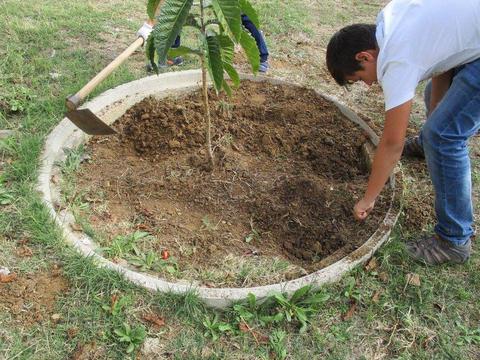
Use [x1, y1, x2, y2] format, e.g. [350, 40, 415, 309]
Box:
[428, 70, 453, 116]
[354, 100, 412, 220]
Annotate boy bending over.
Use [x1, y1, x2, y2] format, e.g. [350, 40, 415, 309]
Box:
[326, 0, 480, 265]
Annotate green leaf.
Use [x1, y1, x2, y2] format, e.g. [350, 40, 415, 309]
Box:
[152, 0, 194, 64]
[212, 0, 242, 42]
[218, 34, 234, 63]
[273, 293, 289, 307]
[285, 311, 292, 322]
[303, 292, 330, 306]
[145, 36, 159, 74]
[165, 265, 177, 274]
[299, 321, 308, 334]
[273, 312, 284, 322]
[239, 29, 260, 73]
[126, 343, 135, 354]
[218, 323, 232, 332]
[168, 45, 201, 58]
[247, 293, 256, 308]
[147, 0, 162, 19]
[222, 79, 232, 97]
[205, 35, 224, 92]
[295, 307, 308, 323]
[291, 285, 311, 303]
[114, 328, 125, 337]
[133, 231, 151, 241]
[239, 0, 259, 28]
[218, 35, 239, 87]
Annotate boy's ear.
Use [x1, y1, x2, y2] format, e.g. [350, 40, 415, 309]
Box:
[354, 50, 376, 63]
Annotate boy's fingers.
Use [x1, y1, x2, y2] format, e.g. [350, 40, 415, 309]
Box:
[353, 209, 367, 221]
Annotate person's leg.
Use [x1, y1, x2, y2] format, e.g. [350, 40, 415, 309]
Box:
[402, 81, 431, 158]
[146, 36, 183, 71]
[241, 14, 269, 72]
[406, 58, 480, 264]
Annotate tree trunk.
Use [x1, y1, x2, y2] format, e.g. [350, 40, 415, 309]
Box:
[199, 0, 214, 169]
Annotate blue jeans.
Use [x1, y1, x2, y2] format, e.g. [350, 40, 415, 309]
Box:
[419, 57, 480, 245]
[241, 14, 269, 62]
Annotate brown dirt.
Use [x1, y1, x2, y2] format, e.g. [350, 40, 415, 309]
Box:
[400, 158, 436, 234]
[0, 266, 69, 326]
[76, 80, 392, 287]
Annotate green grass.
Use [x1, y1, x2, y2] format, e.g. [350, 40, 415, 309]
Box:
[0, 0, 479, 359]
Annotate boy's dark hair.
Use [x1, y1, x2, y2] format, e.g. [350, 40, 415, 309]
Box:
[326, 24, 377, 86]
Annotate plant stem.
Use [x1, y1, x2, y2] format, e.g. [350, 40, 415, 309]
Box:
[199, 0, 214, 169]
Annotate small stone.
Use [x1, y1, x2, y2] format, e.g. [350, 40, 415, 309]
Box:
[49, 72, 61, 80]
[0, 130, 15, 139]
[51, 175, 60, 184]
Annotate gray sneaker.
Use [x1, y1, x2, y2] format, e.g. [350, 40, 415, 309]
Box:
[406, 235, 471, 265]
[402, 135, 425, 159]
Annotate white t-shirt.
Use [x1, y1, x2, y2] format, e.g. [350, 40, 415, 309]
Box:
[376, 0, 480, 111]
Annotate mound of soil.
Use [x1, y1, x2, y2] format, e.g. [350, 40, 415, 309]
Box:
[76, 80, 392, 286]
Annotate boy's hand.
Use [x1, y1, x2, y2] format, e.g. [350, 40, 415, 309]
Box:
[353, 198, 375, 220]
[137, 22, 153, 42]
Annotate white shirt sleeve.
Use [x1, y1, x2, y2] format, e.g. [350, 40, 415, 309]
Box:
[379, 61, 422, 111]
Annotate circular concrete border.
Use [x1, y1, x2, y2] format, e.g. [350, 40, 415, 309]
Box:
[38, 70, 401, 308]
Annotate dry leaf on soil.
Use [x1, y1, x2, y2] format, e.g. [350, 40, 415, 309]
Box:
[372, 289, 382, 303]
[342, 301, 357, 321]
[0, 272, 17, 283]
[406, 273, 421, 287]
[365, 257, 378, 271]
[142, 313, 166, 328]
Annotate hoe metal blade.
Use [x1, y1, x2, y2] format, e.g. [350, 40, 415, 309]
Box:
[65, 108, 116, 135]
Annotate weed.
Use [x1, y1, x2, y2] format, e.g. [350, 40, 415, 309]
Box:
[128, 249, 179, 275]
[232, 286, 330, 333]
[269, 329, 287, 360]
[267, 286, 330, 333]
[100, 294, 131, 317]
[59, 145, 87, 176]
[217, 99, 233, 119]
[0, 85, 35, 113]
[113, 322, 147, 354]
[156, 256, 179, 275]
[343, 276, 361, 302]
[232, 293, 258, 324]
[103, 231, 151, 258]
[202, 313, 233, 341]
[128, 250, 158, 271]
[245, 218, 261, 243]
[456, 322, 480, 346]
[201, 215, 220, 231]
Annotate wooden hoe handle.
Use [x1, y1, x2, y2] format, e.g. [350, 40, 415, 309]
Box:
[66, 36, 145, 111]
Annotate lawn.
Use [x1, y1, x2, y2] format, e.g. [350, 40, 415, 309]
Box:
[1, 0, 479, 359]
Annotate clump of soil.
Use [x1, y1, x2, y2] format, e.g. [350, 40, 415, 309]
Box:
[76, 80, 392, 287]
[0, 267, 69, 326]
